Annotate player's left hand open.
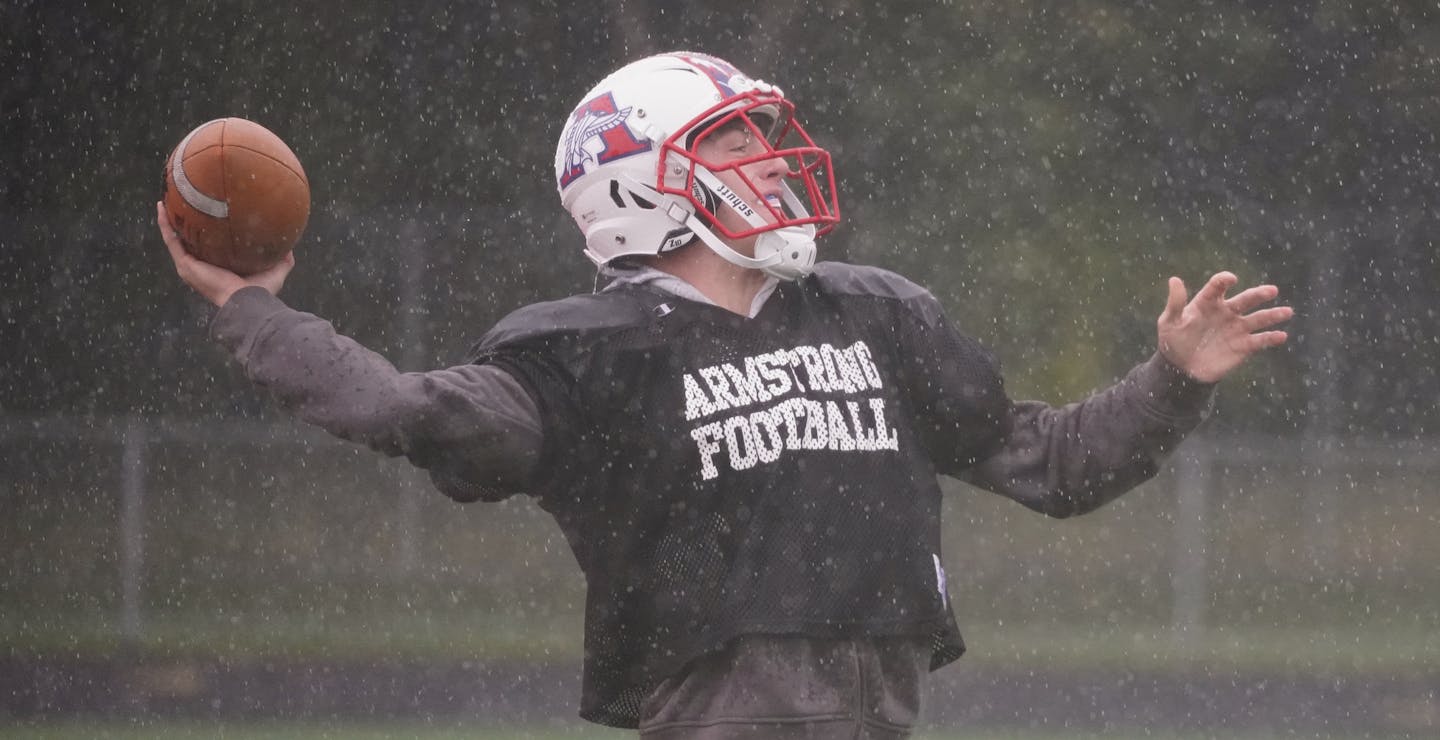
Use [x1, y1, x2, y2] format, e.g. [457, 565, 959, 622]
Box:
[1156, 271, 1293, 384]
[157, 201, 294, 307]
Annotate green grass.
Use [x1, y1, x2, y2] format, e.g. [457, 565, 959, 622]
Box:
[0, 609, 585, 662]
[0, 722, 1410, 740]
[959, 622, 1440, 676]
[7, 610, 1437, 679]
[0, 722, 619, 740]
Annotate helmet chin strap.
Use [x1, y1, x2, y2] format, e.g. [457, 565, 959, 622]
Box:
[611, 168, 818, 280]
[686, 166, 818, 281]
[683, 216, 816, 280]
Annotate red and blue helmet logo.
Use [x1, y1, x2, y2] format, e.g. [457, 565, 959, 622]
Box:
[558, 91, 651, 190]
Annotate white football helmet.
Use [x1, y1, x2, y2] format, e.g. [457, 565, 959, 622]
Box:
[554, 52, 839, 280]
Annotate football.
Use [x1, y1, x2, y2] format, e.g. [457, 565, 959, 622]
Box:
[162, 118, 310, 275]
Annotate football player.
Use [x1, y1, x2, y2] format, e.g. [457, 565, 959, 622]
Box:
[157, 51, 1291, 738]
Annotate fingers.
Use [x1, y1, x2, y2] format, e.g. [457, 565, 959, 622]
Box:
[157, 200, 247, 305]
[1241, 305, 1294, 332]
[1242, 330, 1289, 352]
[1160, 276, 1187, 324]
[157, 202, 203, 283]
[157, 201, 211, 276]
[1196, 271, 1238, 303]
[156, 202, 187, 262]
[1226, 284, 1281, 314]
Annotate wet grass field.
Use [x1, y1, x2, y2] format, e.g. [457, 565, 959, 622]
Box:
[0, 723, 1420, 740]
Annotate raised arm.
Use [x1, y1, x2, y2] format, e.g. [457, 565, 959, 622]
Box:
[962, 272, 1291, 517]
[960, 353, 1213, 517]
[157, 202, 541, 501]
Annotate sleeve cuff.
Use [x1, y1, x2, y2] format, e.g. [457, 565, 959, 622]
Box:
[1130, 352, 1217, 419]
[208, 285, 292, 357]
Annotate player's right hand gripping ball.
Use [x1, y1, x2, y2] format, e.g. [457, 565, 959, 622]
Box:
[162, 118, 310, 275]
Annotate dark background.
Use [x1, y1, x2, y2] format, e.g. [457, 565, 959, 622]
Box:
[3, 3, 1438, 735]
[4, 0, 1437, 436]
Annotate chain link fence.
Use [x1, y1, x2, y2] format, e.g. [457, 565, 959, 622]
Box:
[3, 415, 1437, 663]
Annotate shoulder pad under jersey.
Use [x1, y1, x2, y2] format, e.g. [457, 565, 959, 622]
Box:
[806, 261, 944, 326]
[469, 290, 655, 361]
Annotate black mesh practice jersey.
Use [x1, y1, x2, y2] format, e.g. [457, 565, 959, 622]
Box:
[470, 261, 1011, 727]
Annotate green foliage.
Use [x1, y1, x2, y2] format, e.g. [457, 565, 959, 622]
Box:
[5, 0, 1439, 429]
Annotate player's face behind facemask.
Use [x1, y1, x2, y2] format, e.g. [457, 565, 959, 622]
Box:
[681, 104, 836, 251]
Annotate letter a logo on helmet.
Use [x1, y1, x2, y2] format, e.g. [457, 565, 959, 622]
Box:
[557, 92, 651, 190]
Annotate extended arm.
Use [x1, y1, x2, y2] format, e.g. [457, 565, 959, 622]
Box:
[211, 287, 541, 499]
[158, 202, 541, 501]
[963, 271, 1291, 516]
[960, 353, 1211, 517]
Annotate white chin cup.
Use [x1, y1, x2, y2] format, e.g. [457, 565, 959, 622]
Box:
[754, 226, 817, 281]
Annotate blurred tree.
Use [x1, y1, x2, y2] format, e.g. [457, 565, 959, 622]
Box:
[1, 0, 1436, 436]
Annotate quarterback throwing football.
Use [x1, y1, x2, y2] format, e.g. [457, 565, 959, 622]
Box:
[157, 52, 1291, 738]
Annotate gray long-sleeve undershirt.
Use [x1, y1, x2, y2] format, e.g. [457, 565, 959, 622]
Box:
[210, 285, 1214, 512]
[211, 286, 541, 501]
[959, 356, 1214, 517]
